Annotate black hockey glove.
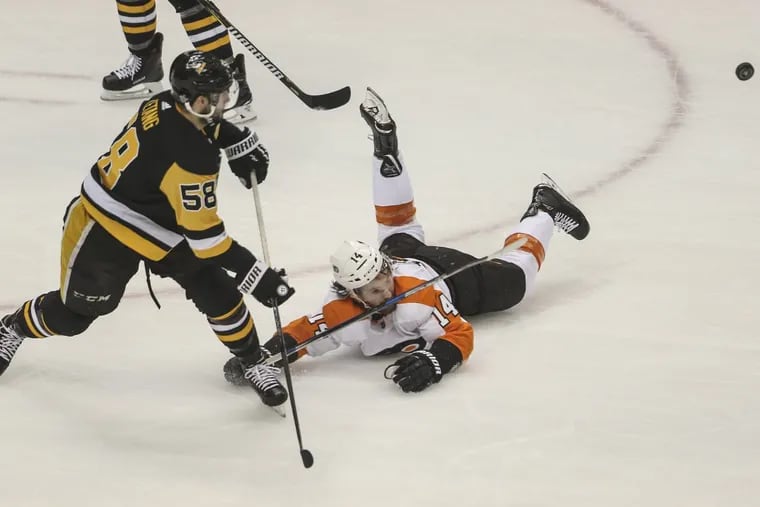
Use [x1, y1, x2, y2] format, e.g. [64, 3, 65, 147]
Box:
[223, 356, 247, 386]
[385, 350, 443, 393]
[237, 259, 295, 307]
[219, 124, 269, 188]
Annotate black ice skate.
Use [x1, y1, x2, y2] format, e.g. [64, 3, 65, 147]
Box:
[223, 54, 257, 124]
[0, 315, 24, 376]
[101, 33, 165, 101]
[360, 87, 401, 176]
[242, 348, 288, 409]
[523, 173, 590, 240]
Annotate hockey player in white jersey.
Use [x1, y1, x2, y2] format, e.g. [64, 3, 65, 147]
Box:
[224, 87, 590, 393]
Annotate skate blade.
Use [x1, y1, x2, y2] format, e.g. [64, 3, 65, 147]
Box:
[362, 87, 390, 123]
[269, 404, 286, 418]
[223, 103, 258, 124]
[540, 173, 573, 202]
[100, 82, 163, 101]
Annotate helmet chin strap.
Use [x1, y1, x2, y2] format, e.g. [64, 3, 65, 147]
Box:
[183, 101, 217, 120]
[181, 79, 238, 122]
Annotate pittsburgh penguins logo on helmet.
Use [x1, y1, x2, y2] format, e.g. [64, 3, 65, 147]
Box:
[169, 50, 232, 104]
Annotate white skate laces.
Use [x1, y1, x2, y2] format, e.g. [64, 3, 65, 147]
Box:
[0, 320, 23, 362]
[244, 362, 281, 392]
[553, 212, 580, 235]
[113, 54, 143, 80]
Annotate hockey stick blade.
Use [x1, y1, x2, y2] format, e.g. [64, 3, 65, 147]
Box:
[197, 0, 350, 111]
[264, 237, 528, 366]
[288, 83, 351, 111]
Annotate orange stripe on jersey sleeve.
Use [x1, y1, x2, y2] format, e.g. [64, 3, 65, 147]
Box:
[375, 201, 416, 226]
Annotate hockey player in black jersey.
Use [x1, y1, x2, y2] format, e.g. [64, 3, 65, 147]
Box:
[101, 0, 256, 124]
[0, 51, 291, 408]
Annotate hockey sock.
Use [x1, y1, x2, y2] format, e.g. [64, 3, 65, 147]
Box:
[116, 0, 158, 53]
[177, 3, 234, 60]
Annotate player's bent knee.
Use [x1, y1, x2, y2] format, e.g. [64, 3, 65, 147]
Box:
[479, 260, 528, 313]
[183, 266, 242, 316]
[380, 233, 425, 257]
[39, 291, 97, 336]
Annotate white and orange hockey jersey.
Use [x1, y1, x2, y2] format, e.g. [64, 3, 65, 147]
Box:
[280, 147, 552, 365]
[282, 257, 473, 361]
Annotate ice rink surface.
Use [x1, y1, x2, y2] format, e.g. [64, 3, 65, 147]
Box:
[1, 1, 759, 505]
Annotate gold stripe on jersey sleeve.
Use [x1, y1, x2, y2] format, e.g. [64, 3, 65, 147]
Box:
[123, 21, 157, 34]
[159, 162, 223, 232]
[183, 16, 218, 31]
[197, 35, 231, 53]
[80, 196, 169, 261]
[117, 0, 155, 14]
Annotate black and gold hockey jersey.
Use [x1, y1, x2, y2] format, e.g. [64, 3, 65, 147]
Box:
[80, 90, 248, 270]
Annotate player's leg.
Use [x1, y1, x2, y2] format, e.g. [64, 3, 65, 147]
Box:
[147, 243, 286, 406]
[101, 0, 164, 100]
[0, 200, 141, 375]
[359, 87, 426, 257]
[476, 174, 591, 313]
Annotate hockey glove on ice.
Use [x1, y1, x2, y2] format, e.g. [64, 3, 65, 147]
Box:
[237, 259, 294, 307]
[219, 123, 270, 188]
[385, 350, 443, 393]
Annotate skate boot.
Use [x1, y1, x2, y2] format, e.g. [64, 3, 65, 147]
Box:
[223, 54, 257, 124]
[523, 173, 590, 240]
[360, 87, 402, 177]
[242, 348, 288, 407]
[0, 315, 25, 376]
[101, 32, 165, 101]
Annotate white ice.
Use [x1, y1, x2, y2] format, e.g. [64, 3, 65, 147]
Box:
[1, 0, 759, 506]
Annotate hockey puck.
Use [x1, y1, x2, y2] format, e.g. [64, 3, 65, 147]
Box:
[736, 62, 754, 81]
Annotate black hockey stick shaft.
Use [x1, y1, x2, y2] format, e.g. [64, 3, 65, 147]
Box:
[264, 237, 528, 366]
[196, 0, 350, 110]
[270, 302, 314, 468]
[251, 182, 314, 469]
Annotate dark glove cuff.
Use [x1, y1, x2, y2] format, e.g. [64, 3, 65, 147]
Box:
[214, 120, 247, 146]
[263, 333, 301, 366]
[224, 129, 260, 161]
[417, 350, 443, 382]
[214, 240, 257, 276]
[429, 339, 463, 375]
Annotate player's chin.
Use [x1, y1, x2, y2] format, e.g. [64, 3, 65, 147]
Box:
[378, 303, 397, 315]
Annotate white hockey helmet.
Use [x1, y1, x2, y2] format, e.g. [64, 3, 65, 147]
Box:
[330, 240, 387, 290]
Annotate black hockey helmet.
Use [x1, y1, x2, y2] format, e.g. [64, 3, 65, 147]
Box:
[169, 50, 233, 104]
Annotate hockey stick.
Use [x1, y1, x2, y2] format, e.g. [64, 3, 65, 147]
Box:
[197, 0, 351, 110]
[251, 181, 314, 469]
[263, 237, 528, 366]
